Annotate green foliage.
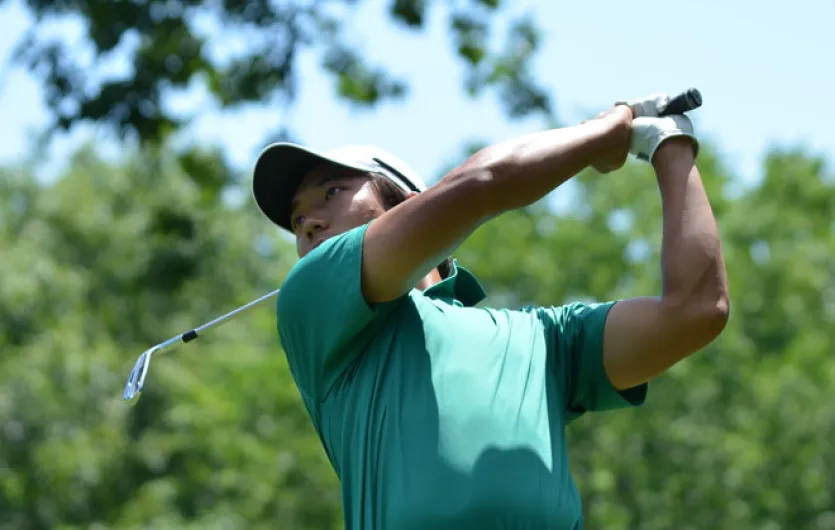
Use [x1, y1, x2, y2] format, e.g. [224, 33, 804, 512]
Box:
[10, 0, 553, 144]
[2, 141, 834, 529]
[0, 148, 337, 530]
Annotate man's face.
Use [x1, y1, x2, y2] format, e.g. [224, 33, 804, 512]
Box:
[289, 164, 387, 258]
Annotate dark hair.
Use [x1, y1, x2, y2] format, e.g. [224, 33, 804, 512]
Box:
[368, 173, 453, 279]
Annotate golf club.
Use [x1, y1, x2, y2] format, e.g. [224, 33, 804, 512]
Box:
[122, 288, 280, 402]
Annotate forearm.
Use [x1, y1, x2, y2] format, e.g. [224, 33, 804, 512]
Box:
[654, 139, 729, 317]
[453, 110, 631, 214]
[600, 139, 730, 390]
[361, 110, 631, 303]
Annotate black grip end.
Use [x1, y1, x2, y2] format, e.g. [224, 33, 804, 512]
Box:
[182, 330, 199, 343]
[685, 88, 702, 108]
[659, 88, 703, 116]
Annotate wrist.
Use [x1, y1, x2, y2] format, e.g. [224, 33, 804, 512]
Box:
[651, 137, 696, 172]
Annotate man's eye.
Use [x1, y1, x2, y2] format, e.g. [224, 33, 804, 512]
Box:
[325, 186, 342, 200]
[292, 215, 305, 230]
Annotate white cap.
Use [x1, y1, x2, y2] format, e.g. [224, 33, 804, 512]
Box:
[252, 143, 426, 231]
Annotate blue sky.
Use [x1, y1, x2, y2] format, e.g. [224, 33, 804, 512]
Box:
[0, 0, 832, 188]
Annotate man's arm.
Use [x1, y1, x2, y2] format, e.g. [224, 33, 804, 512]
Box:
[602, 137, 730, 391]
[361, 107, 633, 303]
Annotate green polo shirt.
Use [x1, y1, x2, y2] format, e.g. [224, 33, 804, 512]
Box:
[277, 223, 647, 530]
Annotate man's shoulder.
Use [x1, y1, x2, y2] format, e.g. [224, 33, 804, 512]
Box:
[274, 223, 382, 398]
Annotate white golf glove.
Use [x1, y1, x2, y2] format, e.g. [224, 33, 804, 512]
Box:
[630, 114, 699, 163]
[615, 93, 671, 118]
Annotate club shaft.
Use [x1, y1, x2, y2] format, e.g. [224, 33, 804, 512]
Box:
[156, 289, 281, 354]
[194, 288, 280, 334]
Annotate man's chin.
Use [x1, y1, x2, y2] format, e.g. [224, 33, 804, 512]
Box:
[306, 234, 334, 255]
[302, 222, 369, 257]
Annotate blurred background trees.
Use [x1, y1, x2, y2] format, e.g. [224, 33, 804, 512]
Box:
[1, 1, 834, 529]
[8, 0, 552, 144]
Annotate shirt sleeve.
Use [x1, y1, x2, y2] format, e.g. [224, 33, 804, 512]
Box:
[538, 301, 648, 423]
[276, 223, 398, 401]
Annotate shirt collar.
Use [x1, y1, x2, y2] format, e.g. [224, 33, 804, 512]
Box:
[422, 259, 487, 307]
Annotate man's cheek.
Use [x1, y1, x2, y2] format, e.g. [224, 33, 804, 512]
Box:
[357, 199, 383, 222]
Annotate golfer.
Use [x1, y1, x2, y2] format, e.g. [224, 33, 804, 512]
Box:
[252, 96, 729, 529]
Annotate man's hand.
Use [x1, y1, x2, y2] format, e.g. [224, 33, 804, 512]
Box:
[630, 114, 699, 163]
[587, 89, 683, 173]
[589, 91, 700, 172]
[588, 105, 633, 173]
[615, 93, 672, 118]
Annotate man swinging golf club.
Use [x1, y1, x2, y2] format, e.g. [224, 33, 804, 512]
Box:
[251, 93, 730, 529]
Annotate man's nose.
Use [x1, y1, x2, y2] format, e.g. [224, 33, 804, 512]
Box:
[302, 216, 326, 239]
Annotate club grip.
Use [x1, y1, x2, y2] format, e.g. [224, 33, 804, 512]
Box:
[658, 88, 702, 116]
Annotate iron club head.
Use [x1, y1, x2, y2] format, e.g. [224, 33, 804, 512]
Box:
[119, 288, 281, 403]
[123, 345, 161, 401]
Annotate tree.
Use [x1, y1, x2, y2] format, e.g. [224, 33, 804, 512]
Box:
[7, 0, 553, 145]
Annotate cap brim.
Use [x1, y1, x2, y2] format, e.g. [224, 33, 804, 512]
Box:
[252, 143, 372, 231]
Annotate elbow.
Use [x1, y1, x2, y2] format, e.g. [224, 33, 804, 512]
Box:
[663, 260, 731, 345]
[714, 290, 731, 323]
[698, 271, 731, 340]
[663, 288, 730, 346]
[702, 293, 731, 340]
